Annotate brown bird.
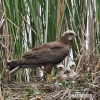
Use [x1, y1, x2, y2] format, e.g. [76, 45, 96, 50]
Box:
[7, 30, 76, 81]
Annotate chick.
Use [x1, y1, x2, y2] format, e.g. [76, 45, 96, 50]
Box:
[64, 62, 79, 79]
[55, 64, 68, 80]
[54, 62, 79, 81]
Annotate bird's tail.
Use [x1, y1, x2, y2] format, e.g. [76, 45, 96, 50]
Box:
[7, 61, 22, 75]
[7, 61, 19, 70]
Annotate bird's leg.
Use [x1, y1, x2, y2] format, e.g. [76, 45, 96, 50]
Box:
[47, 74, 53, 82]
[44, 64, 54, 82]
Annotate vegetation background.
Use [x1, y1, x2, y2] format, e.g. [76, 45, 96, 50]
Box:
[0, 0, 100, 99]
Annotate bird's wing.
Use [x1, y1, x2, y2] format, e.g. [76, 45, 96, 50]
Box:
[19, 42, 70, 65]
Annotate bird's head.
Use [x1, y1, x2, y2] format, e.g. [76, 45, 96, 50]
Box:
[59, 30, 76, 45]
[68, 61, 76, 71]
[63, 30, 76, 40]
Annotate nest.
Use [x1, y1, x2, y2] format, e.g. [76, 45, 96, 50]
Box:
[2, 53, 100, 100]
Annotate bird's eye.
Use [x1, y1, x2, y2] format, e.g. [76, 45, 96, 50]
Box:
[70, 65, 75, 69]
[69, 33, 73, 36]
[58, 67, 63, 70]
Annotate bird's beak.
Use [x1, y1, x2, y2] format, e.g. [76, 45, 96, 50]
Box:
[74, 32, 77, 36]
[64, 70, 70, 74]
[72, 35, 76, 39]
[72, 33, 77, 40]
[73, 32, 77, 38]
